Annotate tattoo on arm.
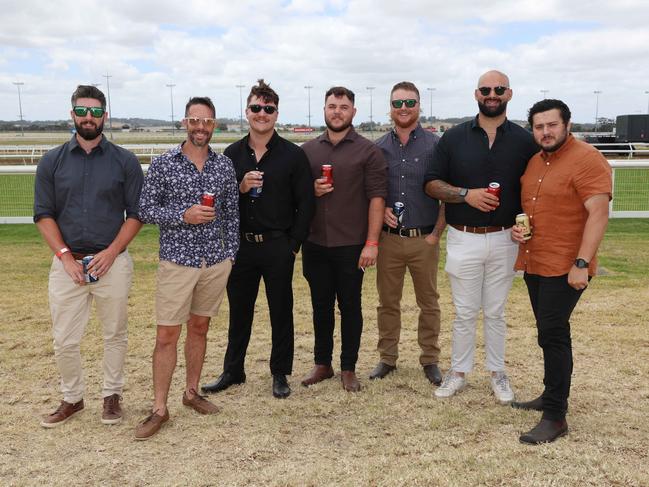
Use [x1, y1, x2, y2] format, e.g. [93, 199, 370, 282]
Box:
[426, 180, 464, 203]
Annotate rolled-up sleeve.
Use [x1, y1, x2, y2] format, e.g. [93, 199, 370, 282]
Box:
[33, 151, 58, 222]
[123, 154, 144, 220]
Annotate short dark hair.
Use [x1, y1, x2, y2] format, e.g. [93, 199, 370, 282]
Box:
[528, 99, 571, 127]
[247, 79, 279, 106]
[71, 85, 106, 109]
[391, 81, 420, 100]
[185, 96, 216, 118]
[325, 86, 355, 104]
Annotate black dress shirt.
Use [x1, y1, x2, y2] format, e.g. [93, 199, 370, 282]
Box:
[424, 116, 538, 227]
[224, 131, 315, 252]
[33, 135, 143, 254]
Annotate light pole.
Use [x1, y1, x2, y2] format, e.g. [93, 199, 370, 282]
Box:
[366, 86, 375, 135]
[166, 83, 176, 136]
[540, 89, 549, 99]
[593, 90, 602, 132]
[103, 74, 114, 139]
[645, 90, 649, 115]
[426, 87, 436, 123]
[236, 84, 245, 133]
[12, 81, 25, 137]
[304, 85, 313, 128]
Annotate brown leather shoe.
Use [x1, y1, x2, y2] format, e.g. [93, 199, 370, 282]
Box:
[41, 399, 84, 428]
[301, 364, 334, 387]
[135, 409, 170, 440]
[182, 389, 219, 414]
[341, 370, 361, 392]
[101, 394, 123, 425]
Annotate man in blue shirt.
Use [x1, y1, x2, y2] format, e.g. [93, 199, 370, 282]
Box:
[135, 96, 239, 440]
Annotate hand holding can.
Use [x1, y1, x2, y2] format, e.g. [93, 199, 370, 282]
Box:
[249, 171, 263, 198]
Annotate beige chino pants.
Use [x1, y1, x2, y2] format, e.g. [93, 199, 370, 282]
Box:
[376, 232, 442, 366]
[48, 251, 133, 403]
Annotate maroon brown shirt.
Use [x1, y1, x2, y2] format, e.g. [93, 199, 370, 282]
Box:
[302, 127, 387, 247]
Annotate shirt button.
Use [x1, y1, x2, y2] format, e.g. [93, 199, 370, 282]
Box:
[546, 162, 550, 166]
[532, 197, 536, 200]
[401, 175, 405, 178]
[538, 179, 542, 182]
[526, 250, 529, 253]
[402, 159, 406, 162]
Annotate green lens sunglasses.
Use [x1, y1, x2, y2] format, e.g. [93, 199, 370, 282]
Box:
[391, 99, 418, 109]
[73, 106, 105, 118]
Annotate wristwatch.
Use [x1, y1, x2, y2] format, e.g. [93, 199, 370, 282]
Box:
[574, 258, 589, 269]
[458, 188, 468, 199]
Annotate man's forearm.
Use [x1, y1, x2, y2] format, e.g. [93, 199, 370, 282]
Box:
[576, 194, 609, 261]
[35, 217, 67, 253]
[425, 180, 464, 203]
[366, 197, 385, 242]
[431, 202, 447, 237]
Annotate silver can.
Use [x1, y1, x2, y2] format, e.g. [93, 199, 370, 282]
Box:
[82, 255, 99, 283]
[516, 213, 532, 241]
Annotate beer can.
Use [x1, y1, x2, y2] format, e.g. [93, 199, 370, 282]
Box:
[200, 192, 215, 207]
[516, 213, 532, 240]
[487, 182, 501, 199]
[82, 255, 99, 283]
[321, 164, 333, 185]
[250, 174, 263, 198]
[393, 201, 405, 226]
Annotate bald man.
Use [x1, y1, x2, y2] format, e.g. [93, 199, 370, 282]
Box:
[424, 70, 538, 403]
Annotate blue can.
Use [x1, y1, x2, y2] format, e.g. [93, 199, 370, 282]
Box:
[250, 173, 263, 198]
[393, 202, 405, 226]
[82, 255, 99, 283]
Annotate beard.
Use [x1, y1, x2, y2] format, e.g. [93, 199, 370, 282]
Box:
[478, 99, 508, 118]
[75, 119, 104, 140]
[188, 129, 212, 148]
[325, 116, 353, 133]
[539, 131, 569, 153]
[392, 112, 419, 129]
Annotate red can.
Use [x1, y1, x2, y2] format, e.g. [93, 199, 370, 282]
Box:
[486, 182, 501, 199]
[201, 192, 215, 207]
[321, 164, 333, 185]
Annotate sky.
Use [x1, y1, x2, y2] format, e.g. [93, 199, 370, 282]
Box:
[1, 0, 649, 126]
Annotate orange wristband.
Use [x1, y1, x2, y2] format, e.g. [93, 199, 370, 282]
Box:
[365, 240, 379, 247]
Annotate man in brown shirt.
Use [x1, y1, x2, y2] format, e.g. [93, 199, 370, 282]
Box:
[300, 86, 387, 392]
[511, 99, 612, 444]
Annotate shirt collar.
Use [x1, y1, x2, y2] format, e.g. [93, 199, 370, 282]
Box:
[243, 130, 280, 151]
[68, 134, 107, 153]
[319, 125, 358, 145]
[391, 122, 424, 142]
[471, 115, 511, 132]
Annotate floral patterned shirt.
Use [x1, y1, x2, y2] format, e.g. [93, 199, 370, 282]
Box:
[138, 144, 239, 268]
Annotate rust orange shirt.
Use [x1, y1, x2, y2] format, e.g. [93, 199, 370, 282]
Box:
[514, 135, 612, 277]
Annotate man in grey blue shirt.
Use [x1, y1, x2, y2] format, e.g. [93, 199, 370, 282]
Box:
[34, 85, 143, 428]
[370, 81, 445, 385]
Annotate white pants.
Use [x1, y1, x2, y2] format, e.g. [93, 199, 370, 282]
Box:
[48, 252, 133, 403]
[445, 227, 518, 374]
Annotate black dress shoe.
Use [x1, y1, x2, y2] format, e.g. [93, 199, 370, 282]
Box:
[423, 364, 442, 385]
[369, 362, 396, 380]
[511, 395, 543, 411]
[201, 372, 246, 394]
[272, 374, 291, 399]
[519, 418, 568, 444]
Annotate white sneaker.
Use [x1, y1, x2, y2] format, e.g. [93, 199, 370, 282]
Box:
[434, 371, 466, 398]
[491, 371, 514, 404]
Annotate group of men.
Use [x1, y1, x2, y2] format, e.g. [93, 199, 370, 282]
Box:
[33, 70, 611, 445]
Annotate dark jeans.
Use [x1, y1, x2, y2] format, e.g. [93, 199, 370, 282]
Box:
[302, 241, 364, 371]
[524, 273, 588, 421]
[223, 235, 296, 376]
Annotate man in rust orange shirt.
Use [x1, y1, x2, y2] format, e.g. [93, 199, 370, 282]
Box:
[511, 99, 612, 444]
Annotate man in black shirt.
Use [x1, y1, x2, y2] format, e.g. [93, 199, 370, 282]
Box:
[202, 80, 315, 398]
[34, 85, 143, 428]
[424, 70, 538, 403]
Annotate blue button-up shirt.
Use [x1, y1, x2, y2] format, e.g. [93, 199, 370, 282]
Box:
[138, 144, 239, 268]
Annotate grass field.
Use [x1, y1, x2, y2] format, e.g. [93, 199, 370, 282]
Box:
[0, 220, 648, 486]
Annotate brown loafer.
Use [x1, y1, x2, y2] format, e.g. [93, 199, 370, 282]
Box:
[41, 399, 84, 428]
[182, 389, 219, 415]
[301, 364, 334, 387]
[101, 394, 123, 425]
[341, 370, 361, 392]
[135, 409, 170, 441]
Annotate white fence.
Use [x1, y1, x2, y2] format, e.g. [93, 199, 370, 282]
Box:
[1, 160, 647, 224]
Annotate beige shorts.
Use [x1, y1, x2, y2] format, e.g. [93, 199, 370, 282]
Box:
[155, 259, 232, 325]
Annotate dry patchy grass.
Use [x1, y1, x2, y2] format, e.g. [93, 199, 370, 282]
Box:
[0, 223, 648, 486]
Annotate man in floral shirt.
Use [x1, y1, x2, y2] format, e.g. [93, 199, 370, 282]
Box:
[135, 96, 239, 440]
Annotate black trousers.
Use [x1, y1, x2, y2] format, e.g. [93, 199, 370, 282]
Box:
[223, 235, 296, 376]
[302, 241, 364, 371]
[524, 273, 588, 421]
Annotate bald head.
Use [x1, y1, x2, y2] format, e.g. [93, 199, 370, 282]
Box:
[477, 70, 510, 88]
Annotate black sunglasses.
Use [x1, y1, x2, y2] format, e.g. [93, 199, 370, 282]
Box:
[248, 104, 277, 114]
[478, 86, 508, 96]
[391, 99, 418, 109]
[73, 106, 105, 118]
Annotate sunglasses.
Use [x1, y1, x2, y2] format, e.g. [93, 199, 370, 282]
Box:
[248, 104, 277, 114]
[184, 117, 216, 127]
[478, 86, 509, 96]
[73, 106, 105, 118]
[391, 99, 418, 109]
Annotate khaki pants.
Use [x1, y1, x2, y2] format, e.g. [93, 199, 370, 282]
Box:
[376, 232, 441, 366]
[48, 252, 133, 403]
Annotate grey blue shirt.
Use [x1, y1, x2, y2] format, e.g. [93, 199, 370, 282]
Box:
[33, 135, 143, 254]
[375, 123, 440, 228]
[138, 144, 239, 268]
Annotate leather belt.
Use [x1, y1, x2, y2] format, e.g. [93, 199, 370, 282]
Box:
[383, 225, 434, 238]
[450, 224, 512, 234]
[242, 230, 286, 243]
[71, 250, 124, 259]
